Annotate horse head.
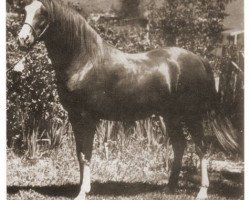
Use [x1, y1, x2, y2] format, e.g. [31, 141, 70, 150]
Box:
[18, 0, 50, 50]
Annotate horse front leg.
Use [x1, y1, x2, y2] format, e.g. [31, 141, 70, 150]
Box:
[69, 112, 97, 200]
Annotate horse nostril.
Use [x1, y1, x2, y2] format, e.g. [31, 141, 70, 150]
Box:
[18, 37, 25, 47]
[17, 36, 30, 51]
[24, 40, 30, 46]
[24, 36, 30, 45]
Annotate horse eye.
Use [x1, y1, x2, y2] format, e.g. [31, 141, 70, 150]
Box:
[43, 11, 48, 18]
[41, 9, 49, 17]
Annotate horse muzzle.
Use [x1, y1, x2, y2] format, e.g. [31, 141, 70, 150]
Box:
[18, 26, 35, 51]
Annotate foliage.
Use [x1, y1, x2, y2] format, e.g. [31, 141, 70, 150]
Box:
[216, 45, 244, 132]
[147, 0, 230, 55]
[90, 19, 153, 53]
[7, 0, 25, 13]
[120, 0, 141, 18]
[90, 0, 231, 60]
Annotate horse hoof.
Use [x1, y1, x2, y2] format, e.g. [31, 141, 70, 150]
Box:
[74, 192, 86, 200]
[196, 194, 208, 200]
[74, 196, 85, 200]
[196, 187, 208, 200]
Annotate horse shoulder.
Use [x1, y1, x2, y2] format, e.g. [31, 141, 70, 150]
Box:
[66, 61, 94, 92]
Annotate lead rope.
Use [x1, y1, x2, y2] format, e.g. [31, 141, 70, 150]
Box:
[7, 51, 29, 73]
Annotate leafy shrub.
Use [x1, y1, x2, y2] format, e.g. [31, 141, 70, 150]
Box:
[147, 0, 227, 54]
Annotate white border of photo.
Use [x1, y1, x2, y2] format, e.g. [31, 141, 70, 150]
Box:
[1, 0, 6, 199]
[1, 0, 247, 199]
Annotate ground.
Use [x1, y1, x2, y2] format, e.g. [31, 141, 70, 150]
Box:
[7, 134, 243, 200]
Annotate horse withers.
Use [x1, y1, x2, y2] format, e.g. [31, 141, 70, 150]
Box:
[17, 0, 240, 199]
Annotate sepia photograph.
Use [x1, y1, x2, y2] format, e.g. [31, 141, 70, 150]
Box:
[6, 0, 244, 199]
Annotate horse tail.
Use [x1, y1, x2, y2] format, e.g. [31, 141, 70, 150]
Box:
[206, 111, 240, 153]
[201, 58, 241, 154]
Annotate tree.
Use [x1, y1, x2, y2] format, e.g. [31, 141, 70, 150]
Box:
[120, 0, 141, 18]
[148, 0, 232, 55]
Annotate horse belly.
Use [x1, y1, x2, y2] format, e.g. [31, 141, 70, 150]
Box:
[106, 83, 170, 120]
[84, 85, 170, 121]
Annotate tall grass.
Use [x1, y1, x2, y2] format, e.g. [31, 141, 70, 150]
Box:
[10, 110, 183, 175]
[45, 119, 69, 149]
[9, 107, 70, 159]
[9, 111, 214, 178]
[94, 118, 172, 165]
[10, 107, 170, 160]
[26, 126, 40, 159]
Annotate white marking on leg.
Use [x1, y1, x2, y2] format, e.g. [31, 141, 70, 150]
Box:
[196, 158, 209, 199]
[74, 190, 86, 200]
[82, 165, 91, 193]
[201, 158, 209, 188]
[75, 153, 91, 200]
[79, 153, 91, 193]
[196, 186, 208, 200]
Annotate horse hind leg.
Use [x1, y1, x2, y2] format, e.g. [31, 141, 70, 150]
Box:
[164, 115, 186, 192]
[184, 115, 209, 200]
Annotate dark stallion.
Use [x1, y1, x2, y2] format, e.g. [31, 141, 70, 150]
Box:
[18, 0, 239, 199]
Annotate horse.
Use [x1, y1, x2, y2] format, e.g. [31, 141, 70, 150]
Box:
[17, 0, 240, 199]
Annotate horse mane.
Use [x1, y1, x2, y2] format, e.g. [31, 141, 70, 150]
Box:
[40, 0, 104, 62]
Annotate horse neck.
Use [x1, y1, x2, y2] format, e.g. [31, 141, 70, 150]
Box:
[43, 12, 104, 71]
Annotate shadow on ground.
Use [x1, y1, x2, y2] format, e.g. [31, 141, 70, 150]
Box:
[7, 181, 165, 198]
[7, 180, 243, 199]
[208, 181, 243, 198]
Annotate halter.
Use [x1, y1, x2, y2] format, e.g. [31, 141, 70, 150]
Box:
[23, 22, 50, 41]
[23, 0, 54, 41]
